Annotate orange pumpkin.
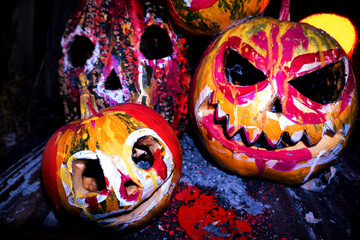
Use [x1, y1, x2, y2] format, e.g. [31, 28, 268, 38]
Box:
[190, 16, 358, 184]
[41, 94, 182, 230]
[165, 0, 270, 35]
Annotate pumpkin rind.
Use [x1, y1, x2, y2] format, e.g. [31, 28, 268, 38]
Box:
[58, 0, 190, 136]
[166, 0, 270, 35]
[190, 17, 358, 184]
[41, 103, 182, 230]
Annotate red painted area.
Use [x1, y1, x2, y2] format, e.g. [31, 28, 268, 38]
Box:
[119, 171, 141, 202]
[41, 130, 63, 210]
[151, 149, 168, 180]
[189, 0, 218, 11]
[85, 195, 98, 214]
[176, 184, 253, 240]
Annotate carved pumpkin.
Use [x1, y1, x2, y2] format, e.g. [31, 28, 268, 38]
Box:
[41, 94, 182, 230]
[58, 0, 190, 136]
[190, 16, 358, 184]
[165, 0, 270, 35]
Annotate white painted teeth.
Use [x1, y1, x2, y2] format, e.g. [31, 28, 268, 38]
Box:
[290, 130, 304, 143]
[323, 119, 336, 135]
[215, 104, 227, 121]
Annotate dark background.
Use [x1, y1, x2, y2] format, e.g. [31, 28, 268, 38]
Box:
[0, 0, 359, 180]
[0, 0, 360, 239]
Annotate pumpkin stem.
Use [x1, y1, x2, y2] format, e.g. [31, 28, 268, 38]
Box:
[279, 0, 290, 21]
[80, 94, 100, 120]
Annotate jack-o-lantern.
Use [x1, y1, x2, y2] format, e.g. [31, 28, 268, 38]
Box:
[165, 0, 270, 35]
[190, 16, 358, 184]
[59, 0, 190, 136]
[41, 94, 182, 230]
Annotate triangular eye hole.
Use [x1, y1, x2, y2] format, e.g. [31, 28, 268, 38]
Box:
[68, 35, 95, 67]
[224, 49, 267, 86]
[140, 25, 173, 60]
[289, 60, 346, 105]
[105, 69, 122, 90]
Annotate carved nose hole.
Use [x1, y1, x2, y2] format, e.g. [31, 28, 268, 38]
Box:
[270, 97, 283, 113]
[124, 180, 140, 196]
[105, 69, 122, 90]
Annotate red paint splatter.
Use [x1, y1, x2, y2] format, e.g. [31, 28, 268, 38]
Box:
[175, 184, 254, 240]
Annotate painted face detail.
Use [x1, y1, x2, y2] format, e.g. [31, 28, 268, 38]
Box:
[59, 0, 190, 136]
[41, 104, 182, 230]
[191, 17, 358, 184]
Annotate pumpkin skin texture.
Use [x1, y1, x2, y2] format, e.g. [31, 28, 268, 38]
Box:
[165, 0, 270, 35]
[58, 0, 190, 136]
[41, 102, 182, 230]
[190, 17, 358, 184]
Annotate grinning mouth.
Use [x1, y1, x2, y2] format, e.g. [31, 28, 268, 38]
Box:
[198, 94, 340, 152]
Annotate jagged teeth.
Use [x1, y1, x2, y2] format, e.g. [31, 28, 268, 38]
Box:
[215, 104, 227, 121]
[265, 134, 282, 148]
[243, 127, 261, 144]
[323, 119, 336, 135]
[290, 130, 304, 143]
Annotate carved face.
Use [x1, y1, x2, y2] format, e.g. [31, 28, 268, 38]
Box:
[41, 103, 182, 230]
[59, 0, 190, 136]
[190, 17, 358, 184]
[165, 0, 270, 35]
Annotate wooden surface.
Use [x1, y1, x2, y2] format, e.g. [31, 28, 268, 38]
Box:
[0, 127, 359, 239]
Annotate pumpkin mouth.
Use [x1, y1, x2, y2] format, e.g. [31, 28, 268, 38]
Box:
[96, 167, 177, 229]
[198, 94, 341, 151]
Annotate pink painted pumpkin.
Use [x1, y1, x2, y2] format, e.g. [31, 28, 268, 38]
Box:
[190, 16, 358, 184]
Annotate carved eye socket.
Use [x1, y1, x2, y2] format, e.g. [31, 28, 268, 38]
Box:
[68, 35, 95, 67]
[140, 25, 173, 60]
[289, 60, 346, 105]
[224, 49, 267, 86]
[132, 136, 160, 170]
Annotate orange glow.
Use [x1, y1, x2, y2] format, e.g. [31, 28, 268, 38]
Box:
[300, 13, 357, 57]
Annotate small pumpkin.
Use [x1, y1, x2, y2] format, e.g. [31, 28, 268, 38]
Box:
[59, 0, 190, 136]
[165, 0, 270, 35]
[41, 94, 182, 230]
[190, 16, 358, 184]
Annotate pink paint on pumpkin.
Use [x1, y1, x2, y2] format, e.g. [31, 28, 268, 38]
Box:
[201, 110, 312, 174]
[188, 0, 218, 11]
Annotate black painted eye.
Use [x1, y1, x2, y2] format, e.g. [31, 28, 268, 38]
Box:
[224, 49, 267, 86]
[289, 60, 346, 105]
[105, 69, 122, 90]
[132, 136, 160, 170]
[68, 35, 95, 67]
[140, 25, 173, 60]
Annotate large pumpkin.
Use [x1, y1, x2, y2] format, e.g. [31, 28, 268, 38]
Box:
[59, 0, 190, 136]
[41, 95, 182, 230]
[165, 0, 270, 35]
[190, 16, 358, 184]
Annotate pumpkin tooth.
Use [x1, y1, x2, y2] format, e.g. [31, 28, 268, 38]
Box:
[215, 104, 228, 121]
[290, 130, 305, 143]
[263, 133, 282, 148]
[225, 122, 238, 138]
[323, 119, 336, 135]
[242, 126, 261, 144]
